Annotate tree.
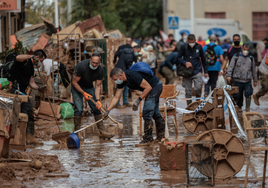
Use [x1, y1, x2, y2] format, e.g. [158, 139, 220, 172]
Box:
[26, 0, 55, 25]
[70, 0, 162, 38]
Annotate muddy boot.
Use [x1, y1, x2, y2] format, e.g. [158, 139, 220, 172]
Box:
[26, 134, 43, 145]
[246, 97, 251, 112]
[186, 100, 192, 106]
[94, 115, 114, 139]
[253, 94, 260, 106]
[154, 116, 165, 144]
[135, 119, 154, 147]
[26, 121, 43, 145]
[74, 116, 83, 141]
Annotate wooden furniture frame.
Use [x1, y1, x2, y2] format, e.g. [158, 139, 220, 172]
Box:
[139, 84, 180, 135]
[243, 112, 268, 188]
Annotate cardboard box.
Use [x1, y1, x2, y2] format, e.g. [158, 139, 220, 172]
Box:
[159, 143, 186, 171]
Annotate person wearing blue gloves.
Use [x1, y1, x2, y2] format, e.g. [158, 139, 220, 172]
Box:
[158, 52, 179, 84]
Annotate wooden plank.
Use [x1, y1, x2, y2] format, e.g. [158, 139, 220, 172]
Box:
[38, 101, 61, 119]
[19, 113, 28, 122]
[0, 91, 28, 103]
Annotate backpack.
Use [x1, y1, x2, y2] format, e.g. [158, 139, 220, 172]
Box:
[204, 44, 217, 66]
[0, 53, 17, 78]
[129, 62, 154, 76]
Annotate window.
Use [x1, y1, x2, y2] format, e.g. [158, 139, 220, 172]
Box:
[252, 12, 268, 41]
[205, 12, 226, 19]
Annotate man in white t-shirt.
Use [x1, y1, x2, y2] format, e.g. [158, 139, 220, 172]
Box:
[42, 59, 59, 83]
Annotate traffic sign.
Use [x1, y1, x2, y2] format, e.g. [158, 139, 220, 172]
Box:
[168, 16, 179, 30]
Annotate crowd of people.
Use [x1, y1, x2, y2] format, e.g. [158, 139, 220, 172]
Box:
[5, 32, 268, 147]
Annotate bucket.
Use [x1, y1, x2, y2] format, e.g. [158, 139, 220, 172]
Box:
[67, 133, 80, 149]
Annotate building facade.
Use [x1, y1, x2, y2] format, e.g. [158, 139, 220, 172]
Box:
[166, 0, 268, 41]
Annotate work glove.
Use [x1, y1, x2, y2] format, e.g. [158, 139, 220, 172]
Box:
[38, 85, 47, 93]
[96, 100, 102, 110]
[83, 92, 92, 101]
[103, 110, 110, 120]
[172, 65, 177, 71]
[32, 55, 39, 65]
[132, 97, 142, 111]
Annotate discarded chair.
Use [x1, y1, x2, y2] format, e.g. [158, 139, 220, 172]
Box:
[139, 84, 180, 135]
[243, 112, 268, 188]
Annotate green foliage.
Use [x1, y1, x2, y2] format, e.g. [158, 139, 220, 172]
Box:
[0, 41, 27, 63]
[26, 0, 55, 25]
[70, 0, 162, 38]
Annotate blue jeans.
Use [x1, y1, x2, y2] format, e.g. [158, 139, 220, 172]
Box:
[233, 81, 253, 108]
[71, 86, 101, 116]
[116, 86, 129, 105]
[143, 81, 163, 120]
[205, 71, 219, 96]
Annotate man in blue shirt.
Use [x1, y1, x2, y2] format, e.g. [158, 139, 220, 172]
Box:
[177, 34, 208, 105]
[158, 52, 178, 84]
[203, 35, 224, 96]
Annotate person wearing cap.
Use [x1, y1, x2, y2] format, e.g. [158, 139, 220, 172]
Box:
[71, 53, 114, 140]
[8, 49, 47, 145]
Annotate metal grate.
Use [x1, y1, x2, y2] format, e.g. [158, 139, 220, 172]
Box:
[185, 141, 214, 187]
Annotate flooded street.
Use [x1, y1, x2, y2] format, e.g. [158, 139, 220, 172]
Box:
[7, 82, 268, 187]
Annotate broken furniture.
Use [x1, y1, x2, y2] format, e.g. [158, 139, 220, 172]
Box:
[185, 141, 214, 186]
[243, 112, 268, 188]
[182, 87, 239, 134]
[195, 129, 245, 179]
[0, 94, 22, 157]
[139, 84, 180, 135]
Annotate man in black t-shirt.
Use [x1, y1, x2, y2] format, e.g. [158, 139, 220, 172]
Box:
[103, 67, 166, 146]
[9, 49, 47, 145]
[220, 34, 242, 75]
[71, 53, 114, 140]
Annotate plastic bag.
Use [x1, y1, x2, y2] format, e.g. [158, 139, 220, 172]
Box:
[259, 54, 268, 75]
[60, 103, 74, 119]
[216, 75, 226, 88]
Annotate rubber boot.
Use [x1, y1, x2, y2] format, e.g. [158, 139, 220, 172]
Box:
[135, 119, 154, 147]
[26, 134, 43, 145]
[186, 100, 192, 106]
[26, 121, 43, 145]
[253, 94, 260, 106]
[94, 115, 114, 139]
[246, 97, 251, 112]
[154, 116, 165, 144]
[74, 116, 83, 141]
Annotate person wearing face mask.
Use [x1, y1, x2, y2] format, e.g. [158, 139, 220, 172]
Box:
[113, 38, 137, 108]
[104, 67, 165, 146]
[158, 52, 179, 84]
[8, 49, 47, 145]
[177, 34, 208, 105]
[71, 53, 114, 140]
[221, 34, 242, 74]
[226, 43, 257, 112]
[179, 32, 187, 44]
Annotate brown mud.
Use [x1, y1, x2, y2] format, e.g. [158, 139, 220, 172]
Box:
[2, 80, 268, 187]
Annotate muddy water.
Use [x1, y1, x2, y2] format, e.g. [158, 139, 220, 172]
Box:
[22, 82, 268, 187]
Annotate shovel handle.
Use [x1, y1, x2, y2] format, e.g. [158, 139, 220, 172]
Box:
[74, 118, 103, 133]
[88, 97, 123, 129]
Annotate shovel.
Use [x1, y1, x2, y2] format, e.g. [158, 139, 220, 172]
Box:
[67, 118, 103, 149]
[87, 97, 124, 137]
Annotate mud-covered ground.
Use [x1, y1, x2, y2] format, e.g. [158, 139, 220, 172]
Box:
[2, 80, 268, 188]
